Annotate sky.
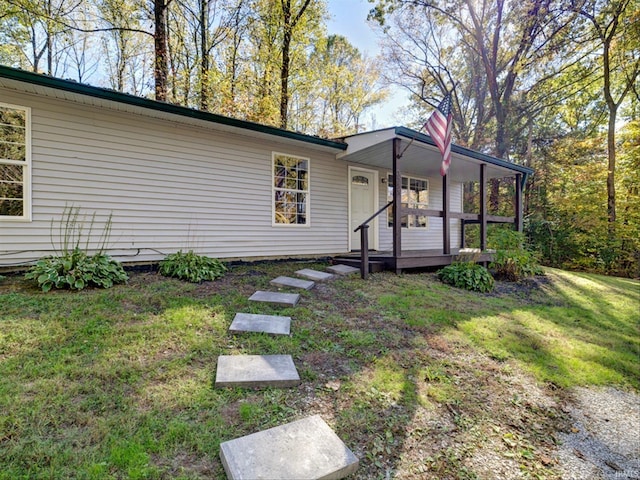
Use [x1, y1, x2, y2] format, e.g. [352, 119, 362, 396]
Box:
[325, 0, 410, 129]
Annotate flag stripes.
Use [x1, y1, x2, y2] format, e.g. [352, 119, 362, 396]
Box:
[424, 92, 453, 176]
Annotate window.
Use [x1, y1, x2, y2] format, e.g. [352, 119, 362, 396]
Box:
[352, 175, 369, 186]
[273, 153, 309, 225]
[0, 103, 30, 220]
[387, 174, 429, 228]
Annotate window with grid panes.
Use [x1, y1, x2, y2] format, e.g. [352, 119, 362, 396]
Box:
[0, 104, 29, 220]
[273, 153, 309, 225]
[387, 174, 428, 228]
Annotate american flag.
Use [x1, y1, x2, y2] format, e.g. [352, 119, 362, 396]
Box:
[424, 92, 453, 176]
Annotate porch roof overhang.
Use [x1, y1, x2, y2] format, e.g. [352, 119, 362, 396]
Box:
[338, 126, 533, 185]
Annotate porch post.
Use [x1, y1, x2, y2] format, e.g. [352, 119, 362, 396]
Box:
[515, 173, 523, 232]
[392, 138, 402, 259]
[442, 172, 451, 254]
[480, 163, 487, 251]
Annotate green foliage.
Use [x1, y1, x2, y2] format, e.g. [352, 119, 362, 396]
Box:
[25, 248, 128, 292]
[159, 250, 227, 283]
[437, 262, 494, 292]
[489, 228, 543, 281]
[24, 205, 127, 292]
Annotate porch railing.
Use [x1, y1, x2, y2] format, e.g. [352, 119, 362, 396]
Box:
[354, 200, 394, 279]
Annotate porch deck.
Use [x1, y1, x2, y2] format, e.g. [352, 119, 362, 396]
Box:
[333, 248, 495, 274]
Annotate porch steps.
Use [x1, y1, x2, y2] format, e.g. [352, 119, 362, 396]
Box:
[229, 313, 291, 336]
[249, 290, 300, 307]
[270, 275, 315, 290]
[215, 354, 300, 388]
[220, 414, 359, 480]
[332, 257, 386, 274]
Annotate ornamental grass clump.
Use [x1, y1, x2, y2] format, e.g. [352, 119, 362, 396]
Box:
[159, 250, 227, 283]
[437, 262, 495, 292]
[25, 206, 128, 292]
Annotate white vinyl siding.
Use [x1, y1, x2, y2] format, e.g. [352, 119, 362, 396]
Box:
[0, 103, 30, 221]
[0, 88, 348, 267]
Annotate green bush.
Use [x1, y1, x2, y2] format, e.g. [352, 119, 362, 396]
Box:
[159, 250, 227, 283]
[489, 228, 543, 281]
[437, 262, 494, 292]
[25, 205, 127, 292]
[25, 248, 128, 292]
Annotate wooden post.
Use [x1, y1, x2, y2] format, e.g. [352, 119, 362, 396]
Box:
[392, 138, 402, 259]
[480, 164, 487, 251]
[443, 172, 450, 254]
[515, 173, 523, 232]
[360, 225, 369, 280]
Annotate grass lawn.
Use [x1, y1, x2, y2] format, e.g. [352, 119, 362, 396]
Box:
[0, 262, 638, 479]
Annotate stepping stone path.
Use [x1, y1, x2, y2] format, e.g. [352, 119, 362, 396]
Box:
[229, 313, 291, 336]
[216, 265, 358, 479]
[215, 355, 300, 388]
[327, 264, 360, 275]
[249, 290, 300, 307]
[270, 275, 315, 290]
[220, 414, 359, 480]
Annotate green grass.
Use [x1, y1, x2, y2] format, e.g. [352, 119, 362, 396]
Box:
[0, 262, 637, 479]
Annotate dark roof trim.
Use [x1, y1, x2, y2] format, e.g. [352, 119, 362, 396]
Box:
[394, 126, 534, 176]
[0, 65, 347, 151]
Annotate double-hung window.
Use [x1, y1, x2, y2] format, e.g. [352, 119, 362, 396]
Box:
[273, 153, 309, 225]
[387, 174, 429, 228]
[0, 103, 30, 220]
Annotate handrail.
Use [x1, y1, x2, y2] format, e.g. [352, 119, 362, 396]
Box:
[354, 200, 394, 233]
[354, 200, 394, 279]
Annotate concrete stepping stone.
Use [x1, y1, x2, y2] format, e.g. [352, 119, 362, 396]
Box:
[270, 275, 315, 290]
[295, 268, 335, 281]
[220, 414, 359, 480]
[229, 313, 291, 336]
[249, 290, 300, 307]
[215, 355, 300, 388]
[327, 264, 359, 275]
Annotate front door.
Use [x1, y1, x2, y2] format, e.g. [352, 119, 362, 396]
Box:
[349, 167, 378, 251]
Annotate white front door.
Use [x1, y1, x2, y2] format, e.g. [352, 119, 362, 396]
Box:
[349, 167, 378, 251]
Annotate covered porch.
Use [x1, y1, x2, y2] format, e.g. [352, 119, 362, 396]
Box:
[335, 127, 534, 278]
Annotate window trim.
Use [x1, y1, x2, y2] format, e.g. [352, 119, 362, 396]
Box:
[0, 102, 31, 222]
[272, 151, 311, 227]
[386, 173, 429, 229]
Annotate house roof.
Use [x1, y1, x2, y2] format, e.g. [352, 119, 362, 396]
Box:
[338, 127, 534, 184]
[0, 65, 347, 152]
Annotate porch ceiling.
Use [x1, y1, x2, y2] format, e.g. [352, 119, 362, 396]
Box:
[338, 127, 532, 183]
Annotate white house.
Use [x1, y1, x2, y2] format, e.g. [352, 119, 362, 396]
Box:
[0, 65, 532, 274]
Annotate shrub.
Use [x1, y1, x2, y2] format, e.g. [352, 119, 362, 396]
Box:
[159, 250, 227, 283]
[25, 205, 127, 292]
[25, 248, 128, 292]
[437, 262, 494, 292]
[489, 228, 543, 281]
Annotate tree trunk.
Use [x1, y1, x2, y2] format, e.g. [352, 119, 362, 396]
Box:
[154, 0, 170, 101]
[607, 107, 617, 225]
[280, 1, 292, 129]
[199, 0, 209, 110]
[279, 0, 311, 130]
